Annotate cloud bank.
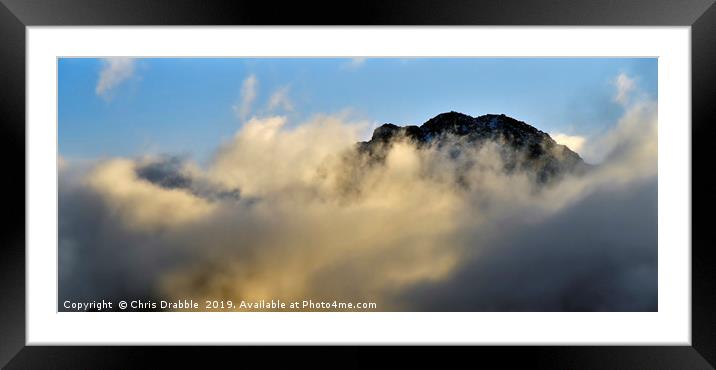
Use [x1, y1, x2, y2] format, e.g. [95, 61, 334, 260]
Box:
[59, 74, 657, 311]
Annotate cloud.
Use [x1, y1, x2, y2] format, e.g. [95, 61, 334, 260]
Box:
[403, 178, 657, 311]
[232, 74, 258, 120]
[208, 115, 367, 196]
[550, 133, 586, 154]
[580, 73, 657, 166]
[85, 158, 216, 231]
[266, 85, 294, 112]
[342, 57, 367, 70]
[95, 57, 136, 98]
[59, 73, 657, 311]
[614, 73, 636, 106]
[550, 73, 654, 165]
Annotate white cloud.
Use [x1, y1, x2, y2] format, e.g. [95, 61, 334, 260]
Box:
[576, 73, 657, 166]
[614, 73, 636, 106]
[266, 85, 294, 112]
[209, 114, 367, 196]
[581, 100, 657, 172]
[95, 58, 136, 98]
[232, 74, 258, 120]
[85, 158, 216, 231]
[343, 57, 367, 70]
[550, 133, 586, 153]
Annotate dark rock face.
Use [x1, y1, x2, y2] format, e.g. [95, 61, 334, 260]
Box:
[135, 156, 241, 202]
[358, 111, 589, 184]
[135, 157, 193, 190]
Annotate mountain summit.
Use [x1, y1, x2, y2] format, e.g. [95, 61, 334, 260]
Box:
[359, 111, 588, 184]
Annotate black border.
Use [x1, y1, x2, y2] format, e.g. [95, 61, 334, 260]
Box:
[2, 0, 715, 368]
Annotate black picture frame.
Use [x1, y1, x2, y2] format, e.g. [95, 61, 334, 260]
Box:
[1, 0, 714, 368]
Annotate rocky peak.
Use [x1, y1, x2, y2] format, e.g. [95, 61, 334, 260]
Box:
[359, 111, 588, 184]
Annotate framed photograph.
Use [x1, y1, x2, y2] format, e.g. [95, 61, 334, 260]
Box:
[2, 0, 714, 367]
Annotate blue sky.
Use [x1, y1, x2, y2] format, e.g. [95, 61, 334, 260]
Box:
[58, 57, 657, 163]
